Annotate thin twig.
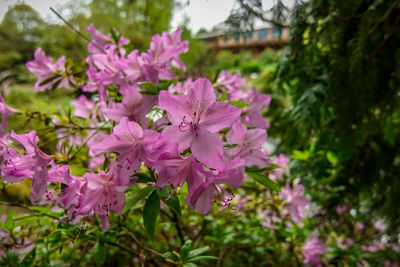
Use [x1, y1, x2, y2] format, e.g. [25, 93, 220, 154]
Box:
[67, 121, 107, 161]
[368, 0, 400, 35]
[122, 227, 164, 257]
[49, 7, 106, 53]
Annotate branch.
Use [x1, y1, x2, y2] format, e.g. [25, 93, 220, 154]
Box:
[49, 7, 106, 53]
[368, 0, 400, 35]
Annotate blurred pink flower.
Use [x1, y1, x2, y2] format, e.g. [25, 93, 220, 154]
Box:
[302, 232, 327, 266]
[280, 179, 309, 223]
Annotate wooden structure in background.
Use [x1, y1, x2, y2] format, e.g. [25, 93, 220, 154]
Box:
[198, 27, 290, 55]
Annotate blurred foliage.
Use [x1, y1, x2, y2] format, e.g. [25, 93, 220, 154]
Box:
[268, 0, 400, 232]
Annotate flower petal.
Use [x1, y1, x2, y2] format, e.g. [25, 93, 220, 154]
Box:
[190, 128, 225, 171]
[200, 102, 241, 133]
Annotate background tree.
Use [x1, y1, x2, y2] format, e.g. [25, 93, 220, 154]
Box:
[260, 0, 400, 233]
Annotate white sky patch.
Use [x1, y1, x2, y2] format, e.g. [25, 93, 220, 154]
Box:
[172, 0, 235, 32]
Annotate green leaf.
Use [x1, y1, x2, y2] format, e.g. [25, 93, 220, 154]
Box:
[187, 256, 218, 263]
[138, 82, 158, 95]
[245, 163, 281, 173]
[162, 252, 180, 261]
[123, 186, 154, 213]
[5, 211, 15, 232]
[228, 100, 249, 109]
[135, 172, 156, 183]
[94, 234, 106, 264]
[38, 74, 60, 86]
[143, 190, 160, 240]
[51, 78, 62, 90]
[291, 150, 310, 160]
[183, 263, 198, 267]
[180, 239, 193, 261]
[213, 69, 221, 83]
[246, 171, 281, 192]
[102, 156, 110, 171]
[188, 246, 210, 258]
[21, 248, 36, 267]
[110, 28, 119, 44]
[218, 89, 227, 102]
[157, 189, 182, 216]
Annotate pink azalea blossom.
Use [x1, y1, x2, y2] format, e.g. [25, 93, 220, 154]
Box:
[74, 163, 133, 231]
[86, 23, 112, 53]
[217, 70, 246, 100]
[91, 117, 165, 173]
[302, 232, 327, 266]
[82, 62, 108, 101]
[168, 78, 193, 95]
[101, 86, 157, 127]
[161, 28, 188, 71]
[90, 48, 122, 86]
[226, 120, 270, 168]
[280, 178, 309, 223]
[186, 157, 245, 214]
[26, 48, 74, 91]
[361, 242, 385, 253]
[159, 78, 241, 170]
[73, 95, 95, 118]
[86, 23, 130, 54]
[116, 50, 145, 83]
[335, 205, 349, 215]
[374, 220, 384, 232]
[270, 154, 290, 180]
[1, 131, 53, 201]
[355, 221, 365, 231]
[242, 87, 271, 129]
[153, 146, 198, 189]
[46, 163, 84, 209]
[0, 95, 15, 133]
[141, 29, 188, 81]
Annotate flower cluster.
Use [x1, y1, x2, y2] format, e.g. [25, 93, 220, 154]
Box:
[0, 26, 272, 231]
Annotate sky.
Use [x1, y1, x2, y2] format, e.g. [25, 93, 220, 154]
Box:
[0, 0, 293, 32]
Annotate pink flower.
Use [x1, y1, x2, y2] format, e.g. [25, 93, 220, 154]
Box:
[374, 220, 384, 232]
[335, 205, 349, 215]
[26, 48, 74, 91]
[0, 95, 15, 133]
[91, 117, 165, 173]
[161, 28, 188, 71]
[141, 29, 188, 81]
[74, 163, 132, 231]
[270, 154, 290, 180]
[186, 157, 245, 214]
[90, 48, 122, 86]
[2, 131, 53, 201]
[280, 179, 309, 223]
[168, 78, 193, 95]
[226, 120, 270, 168]
[355, 221, 365, 231]
[73, 95, 94, 118]
[159, 78, 241, 170]
[101, 86, 157, 127]
[82, 63, 108, 101]
[86, 23, 112, 53]
[116, 50, 145, 83]
[46, 163, 84, 209]
[302, 232, 326, 266]
[217, 70, 246, 100]
[242, 87, 271, 129]
[153, 145, 198, 189]
[86, 23, 129, 54]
